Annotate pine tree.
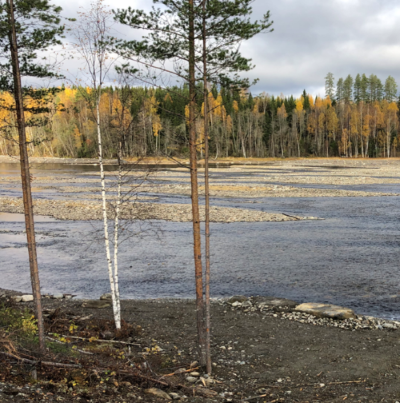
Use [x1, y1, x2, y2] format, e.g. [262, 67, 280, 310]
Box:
[325, 72, 335, 99]
[360, 74, 369, 102]
[354, 74, 361, 103]
[343, 74, 353, 103]
[302, 89, 310, 110]
[113, 0, 273, 370]
[0, 0, 65, 354]
[384, 76, 397, 102]
[336, 78, 344, 103]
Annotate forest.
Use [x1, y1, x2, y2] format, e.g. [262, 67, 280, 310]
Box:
[1, 73, 399, 160]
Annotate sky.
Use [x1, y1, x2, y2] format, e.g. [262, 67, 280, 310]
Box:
[55, 0, 400, 99]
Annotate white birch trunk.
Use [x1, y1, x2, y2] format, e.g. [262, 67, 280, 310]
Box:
[96, 95, 121, 330]
[113, 143, 122, 328]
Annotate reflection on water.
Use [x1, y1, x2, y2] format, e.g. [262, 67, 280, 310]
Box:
[1, 163, 400, 320]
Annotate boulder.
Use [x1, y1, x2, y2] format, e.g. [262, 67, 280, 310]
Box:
[82, 300, 111, 309]
[11, 296, 22, 302]
[144, 388, 171, 400]
[228, 295, 248, 304]
[254, 296, 298, 308]
[100, 293, 112, 301]
[52, 294, 64, 300]
[21, 295, 33, 302]
[295, 303, 356, 320]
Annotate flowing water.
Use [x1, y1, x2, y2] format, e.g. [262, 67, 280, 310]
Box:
[1, 163, 400, 320]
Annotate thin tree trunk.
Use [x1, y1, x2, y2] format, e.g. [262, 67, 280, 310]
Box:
[189, 0, 206, 367]
[7, 0, 45, 354]
[113, 141, 123, 327]
[96, 96, 121, 329]
[202, 0, 211, 375]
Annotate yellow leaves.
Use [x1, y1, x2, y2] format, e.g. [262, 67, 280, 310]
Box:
[295, 99, 303, 112]
[69, 323, 78, 334]
[164, 93, 173, 103]
[277, 104, 287, 120]
[89, 336, 98, 343]
[226, 115, 233, 134]
[152, 115, 162, 137]
[388, 101, 399, 114]
[233, 100, 239, 113]
[185, 104, 190, 125]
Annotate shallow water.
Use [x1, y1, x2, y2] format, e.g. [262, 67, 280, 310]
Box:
[2, 163, 400, 320]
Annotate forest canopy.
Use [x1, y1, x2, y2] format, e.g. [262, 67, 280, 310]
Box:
[0, 73, 399, 159]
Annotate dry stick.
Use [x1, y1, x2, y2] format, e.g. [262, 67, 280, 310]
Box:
[0, 352, 80, 368]
[161, 367, 200, 377]
[202, 0, 212, 376]
[54, 334, 140, 347]
[242, 394, 267, 402]
[6, 0, 45, 354]
[45, 337, 94, 355]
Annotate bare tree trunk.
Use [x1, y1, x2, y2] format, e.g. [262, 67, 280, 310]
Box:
[113, 141, 123, 327]
[96, 96, 121, 329]
[7, 0, 45, 354]
[189, 0, 206, 367]
[202, 0, 211, 375]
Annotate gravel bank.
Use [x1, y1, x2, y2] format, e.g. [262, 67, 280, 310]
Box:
[0, 197, 314, 222]
[133, 183, 399, 198]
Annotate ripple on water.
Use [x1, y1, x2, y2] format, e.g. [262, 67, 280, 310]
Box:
[2, 164, 400, 320]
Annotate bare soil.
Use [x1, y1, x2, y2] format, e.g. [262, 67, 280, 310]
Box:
[1, 291, 400, 403]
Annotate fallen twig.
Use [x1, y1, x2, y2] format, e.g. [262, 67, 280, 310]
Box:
[46, 336, 93, 355]
[52, 334, 140, 347]
[0, 352, 81, 368]
[328, 380, 366, 385]
[242, 394, 267, 401]
[161, 366, 200, 377]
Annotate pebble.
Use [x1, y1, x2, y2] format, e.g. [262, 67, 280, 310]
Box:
[223, 296, 400, 332]
[186, 376, 198, 383]
[190, 372, 200, 377]
[145, 388, 171, 400]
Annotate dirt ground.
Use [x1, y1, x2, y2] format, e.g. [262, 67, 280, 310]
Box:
[1, 291, 400, 403]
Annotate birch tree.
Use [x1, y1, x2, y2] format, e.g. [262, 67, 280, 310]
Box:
[72, 0, 122, 329]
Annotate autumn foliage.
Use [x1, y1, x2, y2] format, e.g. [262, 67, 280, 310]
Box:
[1, 85, 400, 158]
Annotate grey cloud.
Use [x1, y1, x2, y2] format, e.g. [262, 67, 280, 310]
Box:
[55, 0, 400, 98]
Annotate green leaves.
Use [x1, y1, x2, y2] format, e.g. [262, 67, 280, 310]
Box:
[0, 0, 64, 118]
[112, 0, 273, 91]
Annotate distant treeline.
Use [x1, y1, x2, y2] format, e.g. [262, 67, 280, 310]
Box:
[1, 76, 400, 158]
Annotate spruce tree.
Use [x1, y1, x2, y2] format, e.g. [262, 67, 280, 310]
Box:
[336, 78, 344, 103]
[343, 74, 353, 103]
[360, 74, 369, 102]
[354, 73, 361, 103]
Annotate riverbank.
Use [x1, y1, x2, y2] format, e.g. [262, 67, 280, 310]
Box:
[1, 289, 400, 402]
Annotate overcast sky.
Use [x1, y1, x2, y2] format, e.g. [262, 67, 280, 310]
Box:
[56, 0, 400, 98]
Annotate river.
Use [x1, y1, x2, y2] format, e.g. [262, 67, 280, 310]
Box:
[1, 162, 400, 320]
